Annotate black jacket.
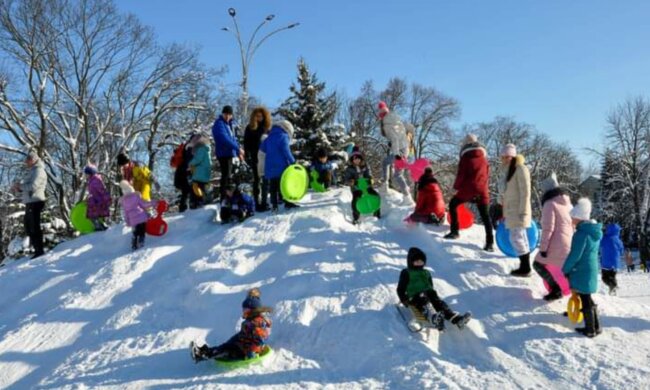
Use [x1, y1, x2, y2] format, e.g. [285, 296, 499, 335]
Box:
[243, 124, 265, 164]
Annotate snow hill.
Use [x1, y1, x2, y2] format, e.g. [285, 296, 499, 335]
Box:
[1, 188, 650, 390]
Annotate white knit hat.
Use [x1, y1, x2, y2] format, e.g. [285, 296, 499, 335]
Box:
[463, 134, 478, 145]
[570, 198, 592, 221]
[276, 120, 295, 140]
[119, 180, 134, 195]
[501, 143, 517, 158]
[540, 172, 559, 193]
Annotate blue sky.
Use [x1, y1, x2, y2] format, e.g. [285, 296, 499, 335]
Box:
[115, 0, 650, 167]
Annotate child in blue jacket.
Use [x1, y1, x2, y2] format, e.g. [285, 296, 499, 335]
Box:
[562, 198, 603, 338]
[260, 120, 298, 212]
[311, 148, 336, 189]
[220, 185, 255, 224]
[600, 223, 624, 295]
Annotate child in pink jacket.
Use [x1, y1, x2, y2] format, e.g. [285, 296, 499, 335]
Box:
[533, 173, 574, 301]
[119, 180, 157, 250]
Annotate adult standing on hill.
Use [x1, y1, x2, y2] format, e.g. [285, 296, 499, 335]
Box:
[212, 105, 244, 200]
[499, 144, 533, 277]
[377, 101, 412, 202]
[14, 150, 47, 258]
[244, 107, 272, 211]
[444, 135, 494, 252]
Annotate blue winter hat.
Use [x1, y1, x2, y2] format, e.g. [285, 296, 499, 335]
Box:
[242, 296, 262, 310]
[84, 165, 98, 175]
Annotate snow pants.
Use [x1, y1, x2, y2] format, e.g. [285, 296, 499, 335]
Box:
[24, 201, 45, 256]
[533, 261, 561, 293]
[203, 335, 245, 360]
[601, 269, 617, 290]
[218, 157, 234, 201]
[409, 289, 456, 320]
[382, 155, 411, 199]
[509, 227, 530, 256]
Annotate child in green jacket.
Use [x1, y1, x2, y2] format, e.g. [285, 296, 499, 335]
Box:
[396, 247, 471, 330]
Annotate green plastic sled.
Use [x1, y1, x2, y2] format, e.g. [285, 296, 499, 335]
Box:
[215, 346, 273, 370]
[280, 164, 309, 202]
[310, 169, 327, 193]
[355, 178, 381, 215]
[70, 201, 95, 234]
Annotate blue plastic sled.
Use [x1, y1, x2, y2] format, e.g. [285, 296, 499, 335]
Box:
[495, 220, 540, 258]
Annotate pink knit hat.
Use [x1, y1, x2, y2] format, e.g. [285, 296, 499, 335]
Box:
[377, 101, 389, 119]
[501, 143, 517, 158]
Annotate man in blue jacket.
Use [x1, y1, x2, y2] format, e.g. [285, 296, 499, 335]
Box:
[212, 105, 244, 200]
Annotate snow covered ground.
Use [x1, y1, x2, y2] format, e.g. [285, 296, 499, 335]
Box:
[1, 188, 649, 389]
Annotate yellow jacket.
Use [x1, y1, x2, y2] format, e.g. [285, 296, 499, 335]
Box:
[132, 165, 153, 201]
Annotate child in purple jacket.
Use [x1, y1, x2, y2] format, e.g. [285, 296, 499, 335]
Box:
[85, 165, 111, 231]
[119, 180, 157, 250]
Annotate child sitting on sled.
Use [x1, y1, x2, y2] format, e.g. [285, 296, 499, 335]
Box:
[311, 147, 337, 189]
[220, 184, 255, 224]
[397, 247, 471, 330]
[343, 147, 380, 224]
[406, 167, 445, 225]
[191, 288, 272, 362]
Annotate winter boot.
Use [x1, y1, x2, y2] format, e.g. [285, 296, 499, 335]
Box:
[423, 305, 445, 331]
[593, 305, 602, 335]
[511, 253, 531, 277]
[374, 209, 382, 219]
[444, 231, 460, 240]
[483, 243, 495, 253]
[285, 202, 300, 209]
[575, 307, 597, 338]
[131, 236, 138, 251]
[543, 289, 563, 302]
[450, 312, 472, 330]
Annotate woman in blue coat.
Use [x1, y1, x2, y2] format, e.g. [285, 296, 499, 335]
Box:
[260, 120, 297, 211]
[189, 136, 212, 208]
[562, 198, 603, 338]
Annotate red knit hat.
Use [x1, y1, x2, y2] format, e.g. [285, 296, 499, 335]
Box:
[377, 101, 389, 119]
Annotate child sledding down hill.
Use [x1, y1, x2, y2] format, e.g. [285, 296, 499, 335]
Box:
[396, 247, 471, 330]
[119, 180, 158, 250]
[191, 288, 272, 362]
[600, 223, 624, 295]
[562, 198, 603, 338]
[343, 148, 380, 224]
[220, 184, 255, 224]
[407, 167, 445, 224]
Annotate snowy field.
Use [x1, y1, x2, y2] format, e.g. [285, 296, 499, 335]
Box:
[1, 188, 649, 389]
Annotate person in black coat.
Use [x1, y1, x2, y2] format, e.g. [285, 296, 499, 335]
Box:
[173, 133, 199, 212]
[243, 107, 272, 211]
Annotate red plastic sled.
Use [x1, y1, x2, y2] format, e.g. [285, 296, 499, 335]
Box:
[446, 203, 474, 230]
[394, 158, 431, 182]
[146, 200, 169, 236]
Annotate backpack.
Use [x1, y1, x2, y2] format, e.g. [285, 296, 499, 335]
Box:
[170, 143, 185, 168]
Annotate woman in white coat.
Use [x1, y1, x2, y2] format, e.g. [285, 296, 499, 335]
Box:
[499, 144, 533, 277]
[378, 101, 412, 202]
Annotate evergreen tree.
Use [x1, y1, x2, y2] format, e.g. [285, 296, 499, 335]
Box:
[277, 58, 349, 161]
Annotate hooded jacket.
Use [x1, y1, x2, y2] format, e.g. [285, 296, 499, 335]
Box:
[21, 159, 47, 204]
[413, 173, 445, 219]
[189, 138, 212, 184]
[501, 155, 532, 229]
[86, 174, 111, 219]
[534, 189, 573, 267]
[211, 115, 240, 158]
[453, 143, 489, 205]
[600, 223, 624, 270]
[120, 192, 156, 227]
[562, 221, 603, 294]
[396, 247, 434, 303]
[260, 123, 295, 179]
[343, 160, 372, 186]
[380, 112, 409, 157]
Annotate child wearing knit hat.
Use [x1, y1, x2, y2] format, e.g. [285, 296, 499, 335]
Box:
[119, 180, 158, 250]
[562, 198, 604, 337]
[396, 247, 471, 331]
[84, 164, 111, 231]
[190, 288, 273, 362]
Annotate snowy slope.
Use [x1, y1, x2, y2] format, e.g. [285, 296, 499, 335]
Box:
[1, 188, 650, 389]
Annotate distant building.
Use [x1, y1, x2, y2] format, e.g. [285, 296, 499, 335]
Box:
[579, 175, 602, 215]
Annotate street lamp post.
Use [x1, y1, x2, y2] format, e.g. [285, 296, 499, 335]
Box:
[222, 8, 299, 121]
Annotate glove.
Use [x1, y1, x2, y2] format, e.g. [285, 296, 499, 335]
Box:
[540, 251, 547, 258]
